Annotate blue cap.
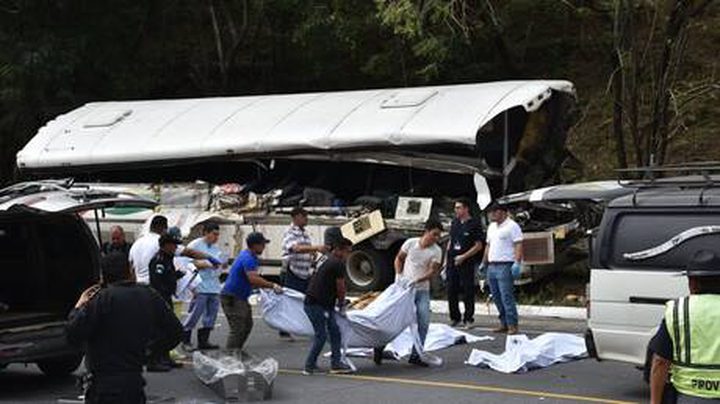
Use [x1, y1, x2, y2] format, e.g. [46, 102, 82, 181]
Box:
[246, 232, 270, 247]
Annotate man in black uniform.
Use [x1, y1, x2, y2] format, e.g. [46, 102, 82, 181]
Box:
[147, 233, 186, 371]
[446, 198, 485, 329]
[148, 234, 184, 307]
[66, 252, 183, 404]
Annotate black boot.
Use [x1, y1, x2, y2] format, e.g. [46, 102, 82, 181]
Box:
[181, 330, 194, 352]
[197, 328, 219, 350]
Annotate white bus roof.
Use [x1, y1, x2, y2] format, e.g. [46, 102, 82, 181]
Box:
[17, 80, 574, 171]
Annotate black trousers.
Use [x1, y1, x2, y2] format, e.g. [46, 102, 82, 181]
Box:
[148, 292, 174, 365]
[85, 374, 146, 404]
[447, 263, 476, 323]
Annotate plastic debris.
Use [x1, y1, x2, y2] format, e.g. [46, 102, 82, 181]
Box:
[193, 351, 278, 401]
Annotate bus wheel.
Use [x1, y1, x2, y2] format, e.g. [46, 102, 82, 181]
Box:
[346, 248, 393, 292]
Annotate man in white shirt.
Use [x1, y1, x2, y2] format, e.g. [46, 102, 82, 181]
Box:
[385, 219, 443, 367]
[481, 203, 524, 335]
[129, 216, 221, 285]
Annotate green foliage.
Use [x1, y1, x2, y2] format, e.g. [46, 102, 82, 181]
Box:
[0, 0, 718, 184]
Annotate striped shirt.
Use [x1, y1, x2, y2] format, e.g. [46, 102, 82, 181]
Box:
[282, 225, 314, 279]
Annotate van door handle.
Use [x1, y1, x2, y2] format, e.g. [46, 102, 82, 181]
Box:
[629, 296, 670, 305]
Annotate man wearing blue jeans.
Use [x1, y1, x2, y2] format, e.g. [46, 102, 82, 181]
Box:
[182, 222, 226, 351]
[281, 207, 328, 339]
[481, 203, 524, 335]
[375, 219, 443, 367]
[303, 236, 353, 375]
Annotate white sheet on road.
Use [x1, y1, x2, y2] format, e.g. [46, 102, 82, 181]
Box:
[332, 323, 493, 360]
[465, 333, 587, 373]
[260, 281, 417, 348]
[260, 281, 442, 365]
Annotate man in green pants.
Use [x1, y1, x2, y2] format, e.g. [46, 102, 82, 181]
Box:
[220, 232, 283, 355]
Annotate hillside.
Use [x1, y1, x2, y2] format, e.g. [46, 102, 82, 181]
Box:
[1, 1, 718, 184]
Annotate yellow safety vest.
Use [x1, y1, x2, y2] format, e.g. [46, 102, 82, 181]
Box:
[664, 295, 720, 399]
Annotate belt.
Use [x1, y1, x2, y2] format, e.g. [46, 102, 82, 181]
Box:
[488, 261, 514, 265]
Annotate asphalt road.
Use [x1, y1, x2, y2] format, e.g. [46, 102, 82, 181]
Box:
[0, 310, 648, 404]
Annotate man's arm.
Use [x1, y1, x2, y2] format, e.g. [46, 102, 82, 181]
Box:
[336, 277, 347, 305]
[456, 241, 484, 266]
[650, 354, 671, 404]
[181, 247, 211, 260]
[66, 287, 102, 346]
[416, 261, 442, 284]
[291, 244, 328, 254]
[394, 250, 407, 275]
[247, 271, 282, 291]
[513, 242, 523, 262]
[512, 224, 524, 262]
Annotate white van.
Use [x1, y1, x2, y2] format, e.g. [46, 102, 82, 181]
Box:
[585, 178, 720, 367]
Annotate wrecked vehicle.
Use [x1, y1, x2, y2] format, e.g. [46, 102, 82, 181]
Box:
[497, 181, 633, 283]
[15, 80, 577, 291]
[0, 180, 156, 376]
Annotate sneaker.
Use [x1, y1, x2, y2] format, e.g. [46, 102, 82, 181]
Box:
[450, 320, 461, 328]
[408, 355, 429, 368]
[492, 325, 508, 333]
[329, 363, 354, 374]
[302, 367, 317, 376]
[181, 343, 195, 353]
[507, 325, 519, 335]
[462, 320, 475, 330]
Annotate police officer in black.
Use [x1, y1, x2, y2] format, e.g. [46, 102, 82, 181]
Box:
[148, 234, 184, 307]
[66, 252, 183, 404]
[147, 233, 186, 371]
[446, 197, 485, 329]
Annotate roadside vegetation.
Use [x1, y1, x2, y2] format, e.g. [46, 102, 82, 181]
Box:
[2, 1, 718, 185]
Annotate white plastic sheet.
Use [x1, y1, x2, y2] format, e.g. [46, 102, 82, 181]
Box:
[333, 323, 493, 359]
[192, 351, 279, 385]
[465, 333, 587, 373]
[260, 282, 417, 347]
[260, 281, 441, 365]
[175, 260, 202, 303]
[335, 281, 418, 349]
[260, 288, 314, 337]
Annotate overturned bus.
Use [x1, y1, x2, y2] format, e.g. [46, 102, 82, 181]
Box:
[15, 80, 576, 291]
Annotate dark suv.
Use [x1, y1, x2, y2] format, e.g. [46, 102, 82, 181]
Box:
[0, 180, 155, 376]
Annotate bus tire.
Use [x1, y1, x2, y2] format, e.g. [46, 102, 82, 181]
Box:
[345, 247, 393, 292]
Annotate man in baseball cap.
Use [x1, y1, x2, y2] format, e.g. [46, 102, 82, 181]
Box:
[220, 232, 282, 356]
[146, 233, 185, 371]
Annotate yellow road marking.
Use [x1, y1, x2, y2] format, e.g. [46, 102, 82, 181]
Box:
[280, 369, 637, 404]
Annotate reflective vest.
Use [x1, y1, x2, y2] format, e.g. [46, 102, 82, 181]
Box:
[664, 295, 720, 399]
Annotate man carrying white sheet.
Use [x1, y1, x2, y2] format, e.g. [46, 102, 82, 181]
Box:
[374, 219, 443, 367]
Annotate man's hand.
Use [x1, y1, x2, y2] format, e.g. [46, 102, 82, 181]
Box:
[272, 283, 284, 294]
[75, 285, 101, 309]
[454, 254, 467, 266]
[511, 261, 522, 279]
[337, 304, 347, 317]
[316, 244, 330, 254]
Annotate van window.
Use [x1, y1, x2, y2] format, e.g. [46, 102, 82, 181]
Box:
[603, 211, 720, 270]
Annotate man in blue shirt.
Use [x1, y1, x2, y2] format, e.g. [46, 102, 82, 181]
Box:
[221, 232, 282, 354]
[182, 222, 226, 351]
